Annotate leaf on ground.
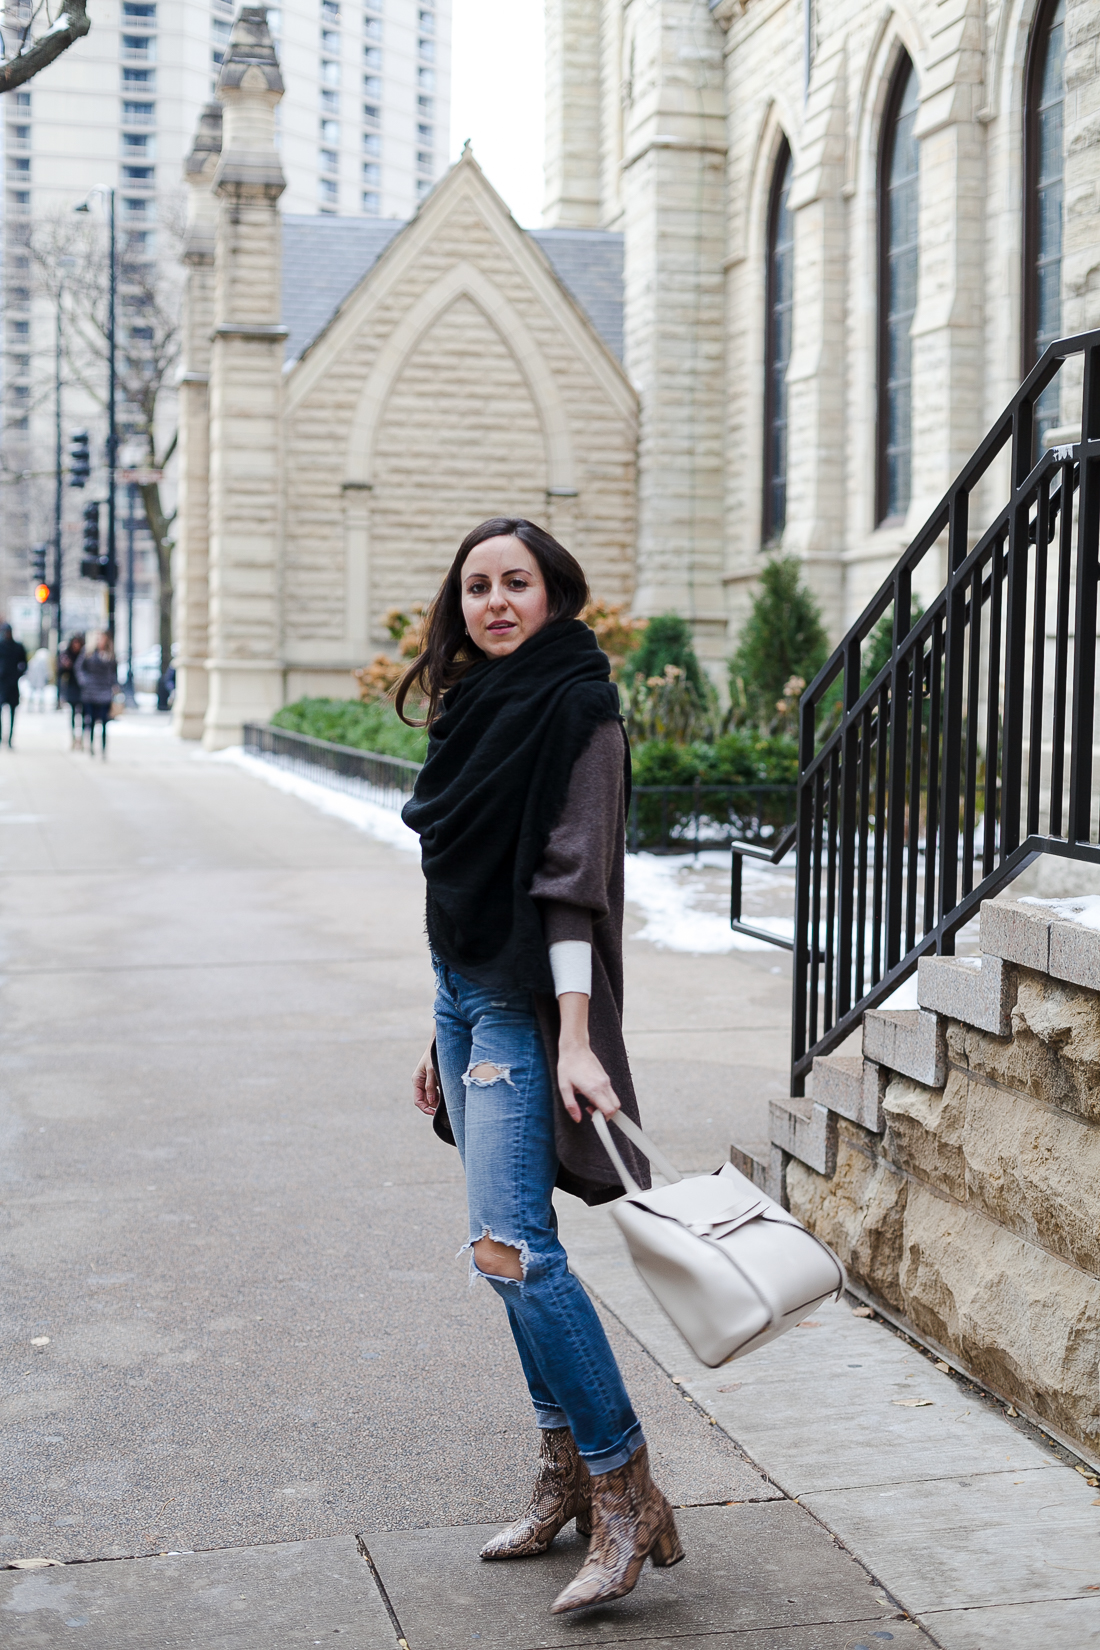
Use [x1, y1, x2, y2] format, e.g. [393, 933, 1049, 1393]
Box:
[9, 1558, 64, 1570]
[798, 1320, 821, 1328]
[30, 1336, 50, 1347]
[851, 1306, 873, 1317]
[717, 1382, 742, 1393]
[934, 1360, 950, 1372]
[892, 1398, 934, 1407]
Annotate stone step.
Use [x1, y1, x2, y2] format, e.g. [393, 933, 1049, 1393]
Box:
[980, 893, 1100, 995]
[728, 1142, 787, 1204]
[768, 1096, 837, 1176]
[917, 952, 1014, 1036]
[862, 1006, 946, 1088]
[811, 1053, 886, 1133]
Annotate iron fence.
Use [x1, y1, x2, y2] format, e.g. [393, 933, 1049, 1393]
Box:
[628, 782, 796, 853]
[242, 722, 422, 810]
[785, 329, 1100, 1090]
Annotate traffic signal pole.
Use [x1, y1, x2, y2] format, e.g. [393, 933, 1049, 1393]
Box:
[53, 282, 63, 681]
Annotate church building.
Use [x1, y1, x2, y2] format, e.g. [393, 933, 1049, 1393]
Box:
[175, 0, 1100, 745]
[173, 10, 637, 745]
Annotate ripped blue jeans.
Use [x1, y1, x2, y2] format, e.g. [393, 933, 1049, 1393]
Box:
[432, 958, 645, 1473]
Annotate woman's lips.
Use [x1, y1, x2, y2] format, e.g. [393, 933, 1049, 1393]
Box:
[487, 622, 515, 632]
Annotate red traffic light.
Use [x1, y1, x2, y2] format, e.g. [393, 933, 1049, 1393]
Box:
[34, 582, 51, 604]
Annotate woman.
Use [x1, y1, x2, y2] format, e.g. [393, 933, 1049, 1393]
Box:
[75, 632, 118, 758]
[400, 518, 682, 1616]
[59, 633, 86, 749]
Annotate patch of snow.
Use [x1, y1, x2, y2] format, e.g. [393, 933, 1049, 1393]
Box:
[624, 852, 793, 953]
[213, 747, 421, 855]
[1020, 894, 1100, 931]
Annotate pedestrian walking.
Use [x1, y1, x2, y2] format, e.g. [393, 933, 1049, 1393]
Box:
[25, 647, 51, 711]
[0, 622, 28, 748]
[75, 632, 118, 758]
[400, 518, 683, 1616]
[59, 633, 86, 749]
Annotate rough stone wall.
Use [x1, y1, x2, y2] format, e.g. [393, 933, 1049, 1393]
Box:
[782, 895, 1100, 1463]
[278, 155, 637, 692]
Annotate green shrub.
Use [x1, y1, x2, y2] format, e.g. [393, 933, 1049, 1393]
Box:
[271, 697, 429, 762]
[632, 732, 799, 787]
[729, 558, 828, 728]
[860, 598, 925, 695]
[623, 613, 706, 696]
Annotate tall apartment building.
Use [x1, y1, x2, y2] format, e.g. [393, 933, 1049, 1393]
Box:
[0, 0, 451, 633]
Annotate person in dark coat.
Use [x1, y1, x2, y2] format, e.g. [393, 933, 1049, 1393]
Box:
[75, 631, 118, 758]
[0, 623, 28, 748]
[58, 632, 86, 750]
[400, 519, 682, 1618]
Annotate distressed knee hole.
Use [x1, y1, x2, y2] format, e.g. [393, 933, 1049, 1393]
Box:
[463, 1061, 515, 1088]
[472, 1236, 525, 1280]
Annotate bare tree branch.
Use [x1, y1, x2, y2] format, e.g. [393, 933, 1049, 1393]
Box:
[0, 0, 91, 94]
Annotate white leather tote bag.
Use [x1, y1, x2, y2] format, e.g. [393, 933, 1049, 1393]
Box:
[592, 1111, 846, 1369]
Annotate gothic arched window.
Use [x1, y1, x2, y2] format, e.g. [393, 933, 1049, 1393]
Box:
[764, 140, 795, 543]
[877, 56, 919, 524]
[1024, 0, 1066, 447]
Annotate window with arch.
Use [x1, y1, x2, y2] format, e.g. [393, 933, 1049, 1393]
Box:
[1024, 0, 1066, 448]
[763, 139, 794, 543]
[877, 55, 919, 524]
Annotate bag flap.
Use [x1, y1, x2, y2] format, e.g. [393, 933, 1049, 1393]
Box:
[626, 1170, 765, 1228]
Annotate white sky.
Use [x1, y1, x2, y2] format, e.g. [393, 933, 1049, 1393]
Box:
[448, 0, 546, 228]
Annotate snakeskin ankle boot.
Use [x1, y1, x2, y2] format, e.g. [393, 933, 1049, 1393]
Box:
[549, 1442, 683, 1612]
[480, 1427, 593, 1560]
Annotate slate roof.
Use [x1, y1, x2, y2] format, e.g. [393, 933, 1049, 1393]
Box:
[280, 214, 625, 365]
[282, 215, 404, 364]
[529, 229, 624, 362]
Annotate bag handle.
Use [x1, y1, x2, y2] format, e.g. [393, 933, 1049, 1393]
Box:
[591, 1109, 683, 1192]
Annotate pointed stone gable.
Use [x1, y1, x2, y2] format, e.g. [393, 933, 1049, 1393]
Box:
[274, 150, 637, 697]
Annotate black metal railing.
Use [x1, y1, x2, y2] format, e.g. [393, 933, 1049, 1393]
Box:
[242, 723, 422, 809]
[782, 329, 1100, 1090]
[628, 782, 795, 853]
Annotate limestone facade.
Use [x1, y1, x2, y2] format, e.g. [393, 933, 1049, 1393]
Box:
[174, 13, 637, 747]
[544, 0, 1100, 656]
[773, 895, 1100, 1465]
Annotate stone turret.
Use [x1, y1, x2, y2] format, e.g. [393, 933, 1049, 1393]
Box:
[173, 102, 222, 740]
[203, 8, 288, 750]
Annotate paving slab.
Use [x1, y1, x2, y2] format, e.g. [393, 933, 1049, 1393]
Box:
[802, 1467, 1100, 1612]
[923, 1595, 1100, 1650]
[554, 1204, 1063, 1496]
[0, 1535, 395, 1648]
[361, 1503, 911, 1650]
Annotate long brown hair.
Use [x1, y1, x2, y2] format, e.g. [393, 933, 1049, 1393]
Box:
[394, 518, 589, 725]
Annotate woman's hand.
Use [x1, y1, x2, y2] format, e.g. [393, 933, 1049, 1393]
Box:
[557, 992, 621, 1123]
[413, 1040, 439, 1116]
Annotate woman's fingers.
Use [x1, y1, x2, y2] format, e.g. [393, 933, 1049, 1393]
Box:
[558, 1072, 583, 1124]
[412, 1043, 438, 1116]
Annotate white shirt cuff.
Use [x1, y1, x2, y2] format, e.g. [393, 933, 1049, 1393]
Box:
[549, 939, 592, 998]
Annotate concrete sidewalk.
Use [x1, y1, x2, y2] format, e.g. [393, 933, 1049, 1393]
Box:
[0, 714, 1094, 1648]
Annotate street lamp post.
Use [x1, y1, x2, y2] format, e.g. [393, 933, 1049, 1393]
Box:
[124, 481, 138, 705]
[75, 186, 118, 639]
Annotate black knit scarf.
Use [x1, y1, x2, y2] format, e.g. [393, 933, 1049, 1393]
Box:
[402, 619, 622, 992]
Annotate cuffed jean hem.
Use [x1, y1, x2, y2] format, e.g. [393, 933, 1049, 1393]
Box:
[580, 1418, 646, 1475]
[534, 1405, 569, 1430]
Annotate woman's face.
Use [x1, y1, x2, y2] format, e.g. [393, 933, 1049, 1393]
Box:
[460, 536, 550, 659]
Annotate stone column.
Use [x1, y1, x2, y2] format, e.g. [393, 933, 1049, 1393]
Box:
[544, 0, 602, 226]
[173, 103, 222, 741]
[202, 9, 287, 751]
[1061, 0, 1100, 416]
[906, 2, 985, 590]
[783, 44, 848, 640]
[619, 0, 728, 670]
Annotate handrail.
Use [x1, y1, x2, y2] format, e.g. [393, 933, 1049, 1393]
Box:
[787, 329, 1100, 1090]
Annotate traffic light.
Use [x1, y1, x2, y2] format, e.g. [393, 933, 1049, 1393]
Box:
[69, 429, 90, 488]
[80, 500, 104, 580]
[30, 544, 47, 583]
[34, 582, 53, 605]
